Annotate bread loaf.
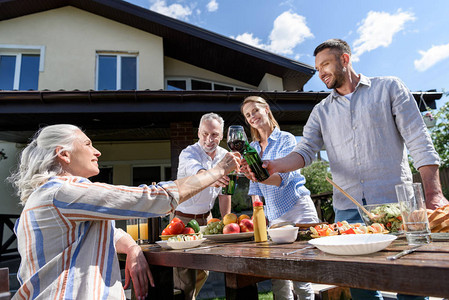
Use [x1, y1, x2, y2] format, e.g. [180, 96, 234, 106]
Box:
[427, 205, 449, 232]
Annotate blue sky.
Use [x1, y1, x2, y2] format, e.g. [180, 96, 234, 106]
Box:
[125, 0, 449, 109]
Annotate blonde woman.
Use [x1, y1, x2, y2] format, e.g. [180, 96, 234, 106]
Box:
[241, 96, 319, 300]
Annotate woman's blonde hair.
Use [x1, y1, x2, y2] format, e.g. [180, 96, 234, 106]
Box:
[8, 124, 80, 205]
[241, 96, 280, 141]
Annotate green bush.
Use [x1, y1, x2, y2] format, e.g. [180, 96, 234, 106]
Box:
[302, 160, 333, 195]
[302, 160, 334, 223]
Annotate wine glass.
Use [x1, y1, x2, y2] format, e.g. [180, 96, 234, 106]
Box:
[226, 125, 247, 176]
[227, 125, 247, 153]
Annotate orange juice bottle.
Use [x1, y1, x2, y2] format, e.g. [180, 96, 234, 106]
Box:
[253, 200, 267, 242]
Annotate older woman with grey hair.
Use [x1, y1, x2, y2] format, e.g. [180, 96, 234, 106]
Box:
[9, 124, 240, 300]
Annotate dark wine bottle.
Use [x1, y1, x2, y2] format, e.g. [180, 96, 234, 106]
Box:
[243, 141, 269, 182]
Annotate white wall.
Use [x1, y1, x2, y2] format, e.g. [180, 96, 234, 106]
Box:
[0, 6, 164, 90]
[164, 57, 257, 89]
[258, 73, 284, 91]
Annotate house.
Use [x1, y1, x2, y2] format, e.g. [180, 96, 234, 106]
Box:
[0, 0, 442, 218]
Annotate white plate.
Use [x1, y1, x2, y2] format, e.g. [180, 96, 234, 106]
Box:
[166, 238, 207, 250]
[203, 232, 254, 242]
[308, 234, 397, 255]
[155, 240, 171, 249]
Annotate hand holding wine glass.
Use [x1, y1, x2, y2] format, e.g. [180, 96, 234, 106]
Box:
[226, 125, 247, 178]
[226, 125, 269, 182]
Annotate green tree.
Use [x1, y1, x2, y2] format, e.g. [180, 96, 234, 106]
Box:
[409, 95, 449, 172]
[409, 93, 449, 199]
[429, 100, 449, 169]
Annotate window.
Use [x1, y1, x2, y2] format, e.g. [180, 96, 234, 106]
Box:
[164, 167, 172, 181]
[214, 83, 234, 91]
[191, 79, 212, 90]
[165, 77, 249, 91]
[96, 53, 137, 90]
[133, 166, 161, 186]
[90, 167, 113, 184]
[0, 45, 43, 90]
[167, 80, 186, 91]
[132, 165, 172, 185]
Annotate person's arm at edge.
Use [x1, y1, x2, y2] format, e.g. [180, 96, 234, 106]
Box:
[262, 152, 306, 175]
[218, 194, 232, 217]
[115, 231, 154, 300]
[418, 165, 449, 209]
[175, 152, 240, 203]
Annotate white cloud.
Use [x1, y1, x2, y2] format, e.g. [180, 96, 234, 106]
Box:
[206, 0, 218, 12]
[233, 11, 313, 56]
[352, 10, 415, 62]
[149, 0, 192, 20]
[267, 11, 313, 55]
[233, 33, 268, 50]
[414, 43, 449, 71]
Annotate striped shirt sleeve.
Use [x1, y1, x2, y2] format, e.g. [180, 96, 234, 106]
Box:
[48, 176, 179, 221]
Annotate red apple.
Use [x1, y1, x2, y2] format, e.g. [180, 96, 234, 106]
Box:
[223, 223, 240, 234]
[182, 227, 195, 234]
[239, 219, 254, 232]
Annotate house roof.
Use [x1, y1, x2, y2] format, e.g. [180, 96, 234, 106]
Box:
[0, 0, 315, 90]
[0, 0, 442, 144]
[0, 90, 441, 143]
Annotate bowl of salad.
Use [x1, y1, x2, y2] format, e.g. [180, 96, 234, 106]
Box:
[357, 203, 403, 233]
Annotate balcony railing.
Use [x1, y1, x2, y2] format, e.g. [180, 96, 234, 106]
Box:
[0, 214, 19, 261]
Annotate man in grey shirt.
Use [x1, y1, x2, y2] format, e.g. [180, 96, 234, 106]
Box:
[263, 39, 448, 299]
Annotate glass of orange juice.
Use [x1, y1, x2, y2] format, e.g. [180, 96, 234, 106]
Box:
[138, 218, 149, 243]
[126, 219, 149, 244]
[126, 219, 139, 241]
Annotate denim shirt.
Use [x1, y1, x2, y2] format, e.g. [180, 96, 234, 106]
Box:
[248, 127, 312, 221]
[294, 74, 439, 210]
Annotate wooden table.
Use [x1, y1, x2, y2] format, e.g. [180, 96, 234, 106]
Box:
[142, 236, 449, 299]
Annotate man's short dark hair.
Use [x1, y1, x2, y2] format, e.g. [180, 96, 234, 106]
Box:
[313, 39, 352, 57]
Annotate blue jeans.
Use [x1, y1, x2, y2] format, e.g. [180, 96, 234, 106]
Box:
[334, 208, 429, 300]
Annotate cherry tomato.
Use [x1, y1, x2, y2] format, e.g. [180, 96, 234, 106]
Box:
[182, 227, 195, 234]
[343, 228, 356, 235]
[168, 222, 184, 235]
[161, 228, 171, 236]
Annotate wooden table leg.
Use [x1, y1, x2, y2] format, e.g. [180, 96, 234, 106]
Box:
[145, 265, 174, 300]
[224, 273, 262, 300]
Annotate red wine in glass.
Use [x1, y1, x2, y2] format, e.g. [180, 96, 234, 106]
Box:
[227, 140, 245, 153]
